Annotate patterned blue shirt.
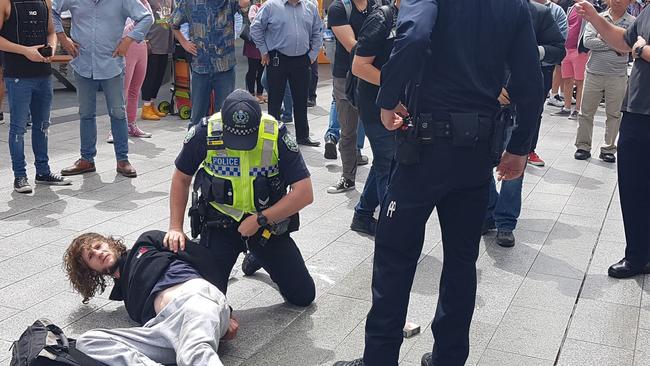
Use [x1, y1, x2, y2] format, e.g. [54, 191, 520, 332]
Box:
[52, 0, 153, 80]
[171, 0, 240, 74]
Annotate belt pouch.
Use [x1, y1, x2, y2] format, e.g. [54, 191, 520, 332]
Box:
[395, 128, 420, 165]
[253, 176, 271, 211]
[450, 113, 479, 147]
[416, 113, 434, 144]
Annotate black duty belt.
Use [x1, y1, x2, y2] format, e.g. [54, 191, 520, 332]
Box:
[204, 211, 238, 229]
[431, 119, 494, 141]
[417, 112, 494, 142]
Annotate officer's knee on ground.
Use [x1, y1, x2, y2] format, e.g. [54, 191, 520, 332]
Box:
[283, 277, 316, 307]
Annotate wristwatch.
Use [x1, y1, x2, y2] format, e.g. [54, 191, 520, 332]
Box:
[635, 45, 646, 59]
[256, 212, 268, 227]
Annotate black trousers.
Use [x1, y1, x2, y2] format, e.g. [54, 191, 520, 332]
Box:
[308, 60, 318, 100]
[246, 57, 264, 95]
[619, 112, 650, 267]
[363, 139, 494, 366]
[200, 225, 315, 307]
[141, 53, 169, 101]
[267, 51, 310, 140]
[530, 65, 555, 152]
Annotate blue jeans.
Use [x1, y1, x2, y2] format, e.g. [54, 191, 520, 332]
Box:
[355, 120, 395, 218]
[75, 71, 129, 162]
[485, 175, 523, 231]
[190, 68, 236, 126]
[484, 126, 520, 231]
[6, 77, 52, 178]
[261, 68, 292, 121]
[325, 99, 365, 150]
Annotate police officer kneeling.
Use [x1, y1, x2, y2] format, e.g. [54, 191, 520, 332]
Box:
[165, 89, 316, 307]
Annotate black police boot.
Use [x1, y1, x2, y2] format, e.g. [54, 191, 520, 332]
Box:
[496, 230, 515, 247]
[242, 252, 263, 276]
[608, 259, 650, 279]
[350, 214, 377, 236]
[333, 358, 364, 366]
[421, 352, 432, 366]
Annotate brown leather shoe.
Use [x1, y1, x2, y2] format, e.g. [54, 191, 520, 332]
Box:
[61, 159, 96, 176]
[116, 160, 137, 178]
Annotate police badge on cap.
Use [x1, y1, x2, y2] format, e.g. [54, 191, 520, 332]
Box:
[222, 89, 262, 151]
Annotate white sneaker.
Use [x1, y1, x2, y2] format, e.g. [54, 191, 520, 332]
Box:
[547, 95, 564, 107]
[106, 132, 113, 143]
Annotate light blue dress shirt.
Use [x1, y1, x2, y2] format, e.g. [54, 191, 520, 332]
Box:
[541, 1, 567, 67]
[250, 0, 323, 62]
[52, 0, 153, 80]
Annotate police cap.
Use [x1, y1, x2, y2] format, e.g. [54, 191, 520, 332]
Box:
[221, 89, 262, 151]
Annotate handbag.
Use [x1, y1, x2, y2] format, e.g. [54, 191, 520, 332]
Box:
[240, 23, 252, 43]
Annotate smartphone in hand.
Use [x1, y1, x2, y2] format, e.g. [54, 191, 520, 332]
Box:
[38, 45, 53, 57]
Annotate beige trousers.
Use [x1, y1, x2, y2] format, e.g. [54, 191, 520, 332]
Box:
[575, 72, 627, 154]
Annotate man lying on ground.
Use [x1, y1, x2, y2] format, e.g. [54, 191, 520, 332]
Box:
[63, 230, 238, 366]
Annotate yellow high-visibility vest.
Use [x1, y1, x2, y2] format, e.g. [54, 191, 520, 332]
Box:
[201, 112, 280, 221]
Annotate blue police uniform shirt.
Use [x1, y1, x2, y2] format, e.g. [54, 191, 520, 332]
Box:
[376, 0, 544, 156]
[175, 122, 311, 186]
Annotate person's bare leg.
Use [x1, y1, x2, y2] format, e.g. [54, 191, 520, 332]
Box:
[563, 78, 574, 110]
[551, 65, 562, 96]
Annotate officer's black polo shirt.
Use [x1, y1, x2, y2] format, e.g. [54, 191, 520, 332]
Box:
[376, 0, 544, 156]
[175, 123, 310, 186]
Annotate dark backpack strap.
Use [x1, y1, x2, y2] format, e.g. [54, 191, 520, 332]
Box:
[44, 324, 69, 350]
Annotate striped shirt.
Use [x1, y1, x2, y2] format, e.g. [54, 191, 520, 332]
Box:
[583, 10, 635, 76]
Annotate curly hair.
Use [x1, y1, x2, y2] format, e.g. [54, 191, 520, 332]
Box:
[63, 233, 127, 304]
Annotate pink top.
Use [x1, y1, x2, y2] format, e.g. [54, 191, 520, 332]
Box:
[565, 7, 581, 50]
[123, 0, 154, 38]
[248, 3, 262, 22]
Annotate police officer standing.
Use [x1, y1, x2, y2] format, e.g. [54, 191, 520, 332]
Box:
[164, 89, 316, 307]
[334, 0, 544, 365]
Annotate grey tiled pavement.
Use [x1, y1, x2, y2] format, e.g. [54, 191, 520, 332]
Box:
[1, 70, 648, 365]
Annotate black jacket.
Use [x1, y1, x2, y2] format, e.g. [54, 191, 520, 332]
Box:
[528, 1, 566, 65]
[108, 230, 228, 325]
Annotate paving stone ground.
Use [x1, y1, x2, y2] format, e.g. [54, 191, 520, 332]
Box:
[0, 61, 648, 366]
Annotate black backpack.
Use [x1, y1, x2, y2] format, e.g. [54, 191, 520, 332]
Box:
[10, 319, 106, 366]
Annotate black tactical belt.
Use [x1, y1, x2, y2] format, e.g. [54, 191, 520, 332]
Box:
[431, 119, 494, 141]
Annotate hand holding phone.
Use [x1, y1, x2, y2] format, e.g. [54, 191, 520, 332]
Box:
[38, 45, 53, 58]
[23, 45, 48, 62]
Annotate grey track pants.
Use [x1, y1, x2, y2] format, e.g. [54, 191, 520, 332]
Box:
[333, 76, 359, 181]
[76, 279, 230, 366]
